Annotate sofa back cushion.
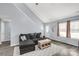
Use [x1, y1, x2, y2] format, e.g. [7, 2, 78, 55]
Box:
[19, 32, 41, 41]
[26, 34, 30, 39]
[28, 33, 35, 39]
[36, 32, 41, 38]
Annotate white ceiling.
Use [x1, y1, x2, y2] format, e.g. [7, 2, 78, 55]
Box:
[26, 3, 79, 23]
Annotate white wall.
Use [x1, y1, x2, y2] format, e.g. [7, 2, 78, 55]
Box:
[10, 14, 43, 46]
[0, 3, 44, 46]
[45, 17, 79, 46]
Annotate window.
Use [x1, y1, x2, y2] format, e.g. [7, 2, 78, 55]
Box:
[46, 26, 49, 33]
[58, 20, 79, 39]
[59, 22, 67, 37]
[70, 20, 79, 39]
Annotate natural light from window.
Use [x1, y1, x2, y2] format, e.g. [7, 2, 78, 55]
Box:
[70, 20, 79, 39]
[59, 22, 67, 37]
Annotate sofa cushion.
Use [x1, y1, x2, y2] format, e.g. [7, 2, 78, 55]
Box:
[36, 32, 41, 38]
[20, 40, 35, 46]
[26, 34, 30, 40]
[28, 33, 35, 39]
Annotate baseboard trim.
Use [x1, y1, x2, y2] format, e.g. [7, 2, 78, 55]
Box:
[51, 39, 79, 47]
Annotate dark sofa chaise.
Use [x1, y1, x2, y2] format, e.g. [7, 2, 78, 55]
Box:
[19, 32, 42, 55]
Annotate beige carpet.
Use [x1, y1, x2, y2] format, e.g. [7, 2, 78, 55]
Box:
[22, 43, 79, 56]
[21, 40, 79, 56]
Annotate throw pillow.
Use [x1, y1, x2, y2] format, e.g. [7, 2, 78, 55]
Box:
[21, 36, 27, 41]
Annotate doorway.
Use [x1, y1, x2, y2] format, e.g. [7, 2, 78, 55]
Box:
[0, 20, 11, 46]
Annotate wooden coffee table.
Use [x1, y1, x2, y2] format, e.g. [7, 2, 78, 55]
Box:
[38, 39, 51, 49]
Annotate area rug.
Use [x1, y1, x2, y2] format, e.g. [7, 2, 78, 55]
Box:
[22, 44, 62, 56]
